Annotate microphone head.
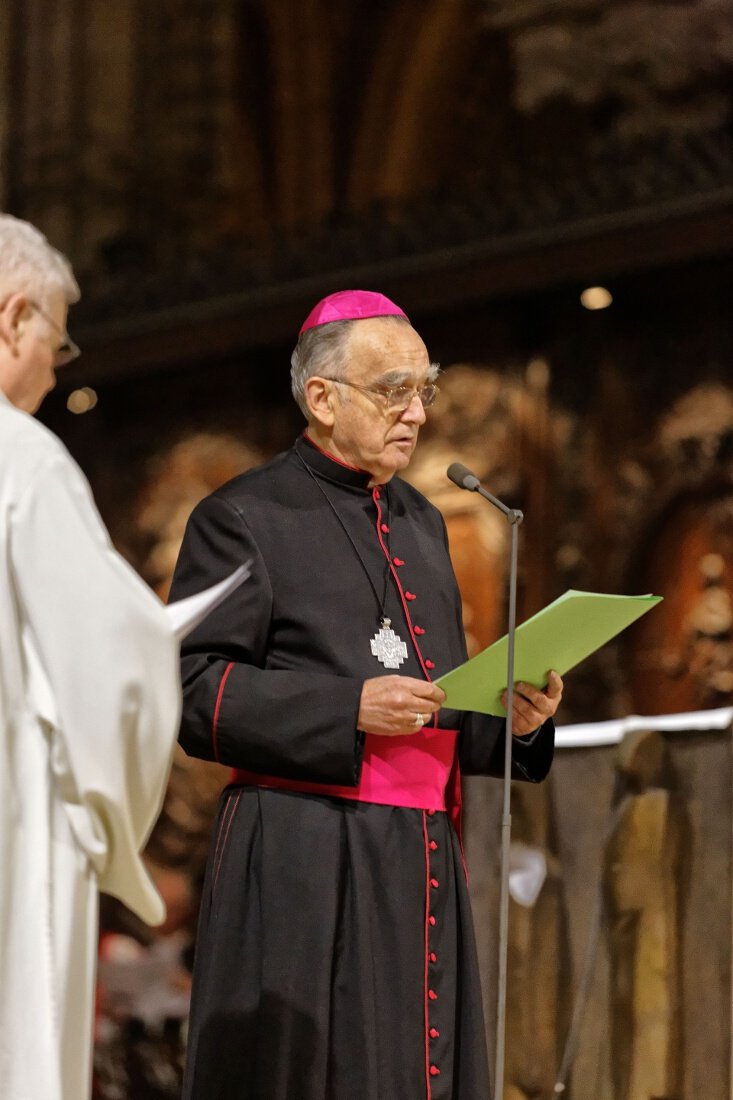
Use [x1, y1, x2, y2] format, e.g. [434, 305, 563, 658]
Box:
[447, 462, 480, 491]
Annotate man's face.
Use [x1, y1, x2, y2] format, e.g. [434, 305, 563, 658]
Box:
[0, 291, 69, 413]
[326, 318, 433, 483]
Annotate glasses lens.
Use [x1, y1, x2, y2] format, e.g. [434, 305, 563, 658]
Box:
[386, 384, 439, 410]
[55, 339, 81, 368]
[386, 386, 412, 410]
[30, 302, 80, 366]
[419, 385, 438, 408]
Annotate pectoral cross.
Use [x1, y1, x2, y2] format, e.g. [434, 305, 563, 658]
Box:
[370, 618, 408, 669]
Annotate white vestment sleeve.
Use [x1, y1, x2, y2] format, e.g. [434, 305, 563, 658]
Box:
[11, 452, 181, 925]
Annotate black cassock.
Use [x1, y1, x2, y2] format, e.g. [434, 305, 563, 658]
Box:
[170, 434, 554, 1100]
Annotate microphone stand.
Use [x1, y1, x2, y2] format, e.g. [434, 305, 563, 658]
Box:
[447, 466, 523, 1100]
[492, 497, 522, 1100]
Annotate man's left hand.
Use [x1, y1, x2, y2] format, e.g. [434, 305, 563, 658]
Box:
[500, 670, 563, 737]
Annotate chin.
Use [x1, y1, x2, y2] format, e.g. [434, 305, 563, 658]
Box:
[369, 443, 414, 483]
[380, 459, 409, 483]
[391, 445, 414, 468]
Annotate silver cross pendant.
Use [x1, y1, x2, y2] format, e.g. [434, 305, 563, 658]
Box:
[370, 618, 408, 669]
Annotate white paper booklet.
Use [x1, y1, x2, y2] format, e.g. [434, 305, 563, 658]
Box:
[165, 561, 251, 641]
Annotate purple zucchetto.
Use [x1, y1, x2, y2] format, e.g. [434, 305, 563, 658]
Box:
[299, 290, 409, 335]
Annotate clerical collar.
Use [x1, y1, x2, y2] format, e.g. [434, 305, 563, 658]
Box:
[296, 433, 375, 490]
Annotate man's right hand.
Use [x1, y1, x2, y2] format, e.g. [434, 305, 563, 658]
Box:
[358, 676, 446, 736]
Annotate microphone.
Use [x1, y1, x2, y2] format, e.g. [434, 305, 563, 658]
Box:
[446, 462, 480, 492]
[447, 462, 523, 525]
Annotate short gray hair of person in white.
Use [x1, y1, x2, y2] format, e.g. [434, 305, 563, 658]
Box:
[0, 213, 80, 310]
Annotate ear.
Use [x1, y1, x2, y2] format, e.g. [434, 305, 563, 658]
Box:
[304, 375, 337, 428]
[0, 293, 29, 353]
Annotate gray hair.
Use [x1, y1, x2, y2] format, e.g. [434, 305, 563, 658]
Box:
[0, 213, 80, 311]
[290, 314, 412, 418]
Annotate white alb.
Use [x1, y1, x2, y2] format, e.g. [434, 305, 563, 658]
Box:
[0, 391, 181, 1100]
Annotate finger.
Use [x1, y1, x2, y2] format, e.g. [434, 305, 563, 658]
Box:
[500, 681, 539, 705]
[512, 715, 540, 736]
[518, 677, 563, 718]
[514, 681, 548, 709]
[518, 682, 561, 722]
[545, 670, 564, 700]
[510, 685, 534, 709]
[409, 682, 446, 705]
[407, 697, 442, 717]
[391, 688, 440, 715]
[402, 675, 443, 696]
[509, 693, 545, 728]
[500, 703, 541, 731]
[403, 709, 431, 730]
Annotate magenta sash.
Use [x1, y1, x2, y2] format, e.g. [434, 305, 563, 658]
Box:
[231, 726, 459, 815]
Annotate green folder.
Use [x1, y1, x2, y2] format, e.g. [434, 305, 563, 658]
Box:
[436, 589, 662, 716]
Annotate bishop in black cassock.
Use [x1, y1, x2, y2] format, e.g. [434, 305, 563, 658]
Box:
[170, 290, 562, 1100]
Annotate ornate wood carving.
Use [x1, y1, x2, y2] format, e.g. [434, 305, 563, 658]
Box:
[134, 432, 263, 874]
[604, 729, 686, 1100]
[5, 0, 731, 343]
[616, 385, 733, 715]
[506, 782, 570, 1099]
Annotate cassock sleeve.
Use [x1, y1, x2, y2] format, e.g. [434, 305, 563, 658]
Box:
[11, 452, 181, 926]
[459, 713, 555, 782]
[170, 494, 365, 785]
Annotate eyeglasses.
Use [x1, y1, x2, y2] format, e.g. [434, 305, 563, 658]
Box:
[28, 300, 81, 367]
[324, 377, 440, 412]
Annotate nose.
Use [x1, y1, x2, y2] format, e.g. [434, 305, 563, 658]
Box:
[401, 391, 427, 425]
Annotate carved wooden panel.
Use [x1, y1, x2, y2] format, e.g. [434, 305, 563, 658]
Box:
[134, 432, 263, 874]
[629, 495, 733, 715]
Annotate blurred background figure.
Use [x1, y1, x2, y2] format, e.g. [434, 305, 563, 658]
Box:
[94, 865, 196, 1100]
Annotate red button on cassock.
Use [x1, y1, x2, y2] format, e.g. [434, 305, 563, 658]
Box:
[428, 915, 436, 926]
[425, 659, 436, 669]
[427, 809, 436, 816]
[429, 1027, 440, 1039]
[393, 557, 405, 566]
[405, 592, 416, 600]
[428, 990, 438, 1001]
[414, 626, 425, 635]
[430, 1065, 441, 1076]
[380, 523, 389, 533]
[429, 952, 437, 963]
[373, 489, 381, 499]
[430, 878, 439, 889]
[429, 840, 438, 851]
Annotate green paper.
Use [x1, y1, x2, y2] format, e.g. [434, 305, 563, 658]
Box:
[436, 589, 663, 716]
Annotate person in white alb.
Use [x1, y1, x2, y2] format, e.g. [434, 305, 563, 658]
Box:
[0, 213, 182, 1100]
